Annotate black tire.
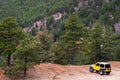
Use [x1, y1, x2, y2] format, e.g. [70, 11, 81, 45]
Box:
[99, 70, 104, 75]
[89, 67, 94, 72]
[106, 72, 110, 75]
[96, 70, 99, 73]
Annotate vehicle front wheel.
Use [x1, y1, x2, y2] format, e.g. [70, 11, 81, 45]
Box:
[106, 72, 110, 75]
[89, 67, 94, 72]
[99, 70, 104, 75]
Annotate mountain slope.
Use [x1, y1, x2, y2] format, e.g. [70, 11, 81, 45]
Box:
[0, 0, 78, 27]
[0, 0, 120, 36]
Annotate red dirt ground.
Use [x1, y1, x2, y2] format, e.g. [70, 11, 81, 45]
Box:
[0, 61, 120, 80]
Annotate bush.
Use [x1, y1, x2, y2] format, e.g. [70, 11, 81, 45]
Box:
[4, 65, 23, 78]
[0, 56, 7, 67]
[114, 48, 120, 61]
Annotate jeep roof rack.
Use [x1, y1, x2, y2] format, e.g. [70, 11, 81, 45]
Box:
[97, 62, 110, 64]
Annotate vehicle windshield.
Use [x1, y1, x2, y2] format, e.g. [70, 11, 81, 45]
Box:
[105, 64, 110, 68]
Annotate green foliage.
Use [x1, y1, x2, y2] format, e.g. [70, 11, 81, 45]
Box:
[86, 22, 104, 62]
[78, 0, 120, 26]
[0, 17, 25, 66]
[50, 41, 69, 65]
[35, 30, 54, 62]
[85, 23, 120, 63]
[5, 65, 22, 78]
[46, 16, 54, 29]
[9, 35, 41, 77]
[102, 25, 114, 60]
[61, 14, 85, 43]
[112, 34, 120, 61]
[0, 56, 7, 67]
[75, 53, 89, 65]
[0, 0, 78, 27]
[31, 27, 37, 36]
[114, 48, 120, 61]
[51, 14, 86, 64]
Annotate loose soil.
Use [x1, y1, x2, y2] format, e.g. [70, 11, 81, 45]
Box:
[0, 61, 120, 80]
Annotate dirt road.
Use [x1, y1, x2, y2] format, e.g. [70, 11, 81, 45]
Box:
[26, 61, 120, 80]
[0, 61, 120, 80]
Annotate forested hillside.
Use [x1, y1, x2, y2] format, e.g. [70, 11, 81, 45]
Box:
[0, 0, 120, 36]
[0, 0, 78, 27]
[0, 0, 120, 78]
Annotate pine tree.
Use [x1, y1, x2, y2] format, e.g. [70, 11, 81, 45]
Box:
[60, 13, 85, 64]
[50, 41, 68, 64]
[103, 25, 114, 60]
[0, 17, 25, 66]
[12, 35, 41, 77]
[87, 22, 104, 62]
[113, 33, 120, 61]
[103, 25, 119, 61]
[35, 29, 54, 62]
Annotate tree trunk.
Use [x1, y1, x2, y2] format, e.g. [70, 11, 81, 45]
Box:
[98, 45, 101, 62]
[71, 49, 75, 65]
[7, 54, 11, 66]
[24, 54, 27, 77]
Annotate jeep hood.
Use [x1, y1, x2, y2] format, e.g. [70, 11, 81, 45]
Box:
[90, 64, 95, 67]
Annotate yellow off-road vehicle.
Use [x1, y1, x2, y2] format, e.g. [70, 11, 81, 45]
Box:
[89, 62, 111, 75]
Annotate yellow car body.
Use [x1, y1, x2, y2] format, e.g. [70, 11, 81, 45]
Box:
[89, 62, 111, 75]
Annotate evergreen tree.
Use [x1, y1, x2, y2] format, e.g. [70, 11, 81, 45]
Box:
[50, 41, 68, 64]
[87, 22, 104, 62]
[31, 27, 37, 36]
[110, 33, 120, 61]
[59, 13, 85, 64]
[0, 17, 25, 66]
[103, 25, 114, 60]
[35, 29, 54, 62]
[11, 35, 41, 77]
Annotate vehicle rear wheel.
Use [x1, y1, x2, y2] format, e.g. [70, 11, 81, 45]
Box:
[106, 72, 110, 75]
[89, 67, 94, 72]
[99, 70, 104, 75]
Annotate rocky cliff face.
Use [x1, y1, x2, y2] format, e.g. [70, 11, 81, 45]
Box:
[23, 12, 62, 32]
[23, 0, 119, 34]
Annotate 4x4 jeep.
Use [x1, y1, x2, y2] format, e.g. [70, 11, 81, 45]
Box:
[89, 62, 111, 75]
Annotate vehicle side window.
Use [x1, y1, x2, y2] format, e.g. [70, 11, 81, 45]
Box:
[100, 64, 104, 67]
[96, 63, 99, 66]
[105, 64, 110, 68]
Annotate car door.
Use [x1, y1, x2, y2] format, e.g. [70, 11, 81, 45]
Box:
[95, 63, 100, 71]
